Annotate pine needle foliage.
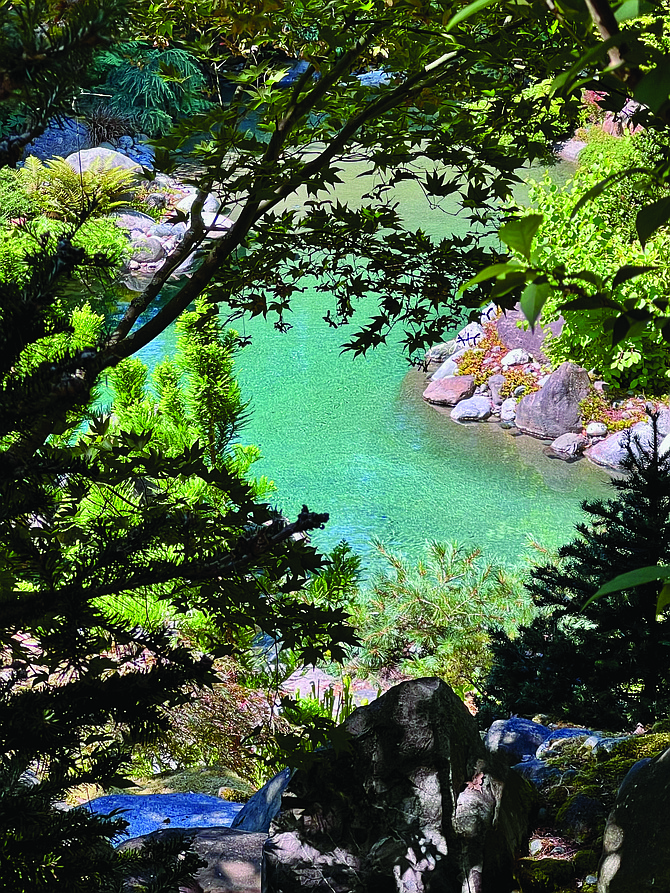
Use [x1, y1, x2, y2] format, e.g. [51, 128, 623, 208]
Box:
[483, 415, 670, 728]
[89, 44, 212, 136]
[348, 540, 531, 694]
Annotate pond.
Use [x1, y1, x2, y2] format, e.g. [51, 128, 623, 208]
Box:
[137, 157, 611, 577]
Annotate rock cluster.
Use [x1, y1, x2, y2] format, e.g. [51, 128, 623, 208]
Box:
[82, 680, 670, 893]
[60, 147, 233, 290]
[422, 313, 670, 472]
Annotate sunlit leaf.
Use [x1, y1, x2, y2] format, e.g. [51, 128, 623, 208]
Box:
[583, 565, 670, 610]
[498, 214, 543, 262]
[520, 281, 551, 330]
[459, 262, 524, 292]
[443, 0, 498, 33]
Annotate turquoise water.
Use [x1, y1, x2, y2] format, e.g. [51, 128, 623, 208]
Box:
[138, 158, 611, 574]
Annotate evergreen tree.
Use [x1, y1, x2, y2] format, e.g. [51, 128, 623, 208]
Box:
[484, 416, 670, 729]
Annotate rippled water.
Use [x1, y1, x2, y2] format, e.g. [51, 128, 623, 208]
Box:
[137, 157, 611, 575]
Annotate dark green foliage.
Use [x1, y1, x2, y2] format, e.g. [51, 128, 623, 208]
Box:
[483, 416, 670, 728]
[86, 43, 212, 136]
[0, 0, 128, 165]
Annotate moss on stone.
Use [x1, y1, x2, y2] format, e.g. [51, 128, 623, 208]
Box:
[516, 856, 575, 891]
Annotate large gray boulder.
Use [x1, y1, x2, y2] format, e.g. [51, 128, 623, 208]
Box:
[263, 678, 534, 893]
[65, 146, 143, 175]
[119, 826, 265, 893]
[598, 747, 670, 892]
[585, 421, 655, 471]
[423, 375, 476, 406]
[514, 362, 591, 439]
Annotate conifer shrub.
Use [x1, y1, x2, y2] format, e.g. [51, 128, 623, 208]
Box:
[482, 415, 670, 728]
[348, 540, 532, 696]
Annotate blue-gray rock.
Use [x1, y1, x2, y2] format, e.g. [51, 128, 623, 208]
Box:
[585, 422, 655, 471]
[83, 792, 243, 843]
[23, 117, 93, 162]
[488, 374, 506, 406]
[65, 147, 142, 175]
[536, 728, 591, 759]
[112, 210, 155, 233]
[357, 69, 391, 87]
[585, 421, 608, 437]
[586, 735, 632, 756]
[500, 397, 517, 422]
[501, 348, 530, 369]
[430, 348, 468, 381]
[230, 767, 292, 834]
[130, 236, 165, 263]
[485, 717, 551, 764]
[450, 396, 492, 422]
[548, 432, 588, 459]
[511, 758, 561, 788]
[425, 340, 458, 367]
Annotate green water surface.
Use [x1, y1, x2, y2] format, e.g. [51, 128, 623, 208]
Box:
[139, 157, 611, 574]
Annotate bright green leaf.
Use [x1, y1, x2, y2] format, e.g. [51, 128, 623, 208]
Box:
[443, 0, 499, 33]
[459, 262, 523, 292]
[520, 281, 551, 330]
[498, 214, 543, 262]
[583, 565, 670, 610]
[657, 585, 670, 616]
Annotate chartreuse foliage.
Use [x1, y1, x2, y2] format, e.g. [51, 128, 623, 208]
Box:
[347, 540, 532, 696]
[484, 416, 670, 728]
[18, 155, 138, 222]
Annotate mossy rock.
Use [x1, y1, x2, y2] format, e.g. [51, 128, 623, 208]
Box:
[516, 856, 575, 892]
[108, 766, 255, 800]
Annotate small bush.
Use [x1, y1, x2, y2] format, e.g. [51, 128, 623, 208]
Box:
[85, 105, 136, 144]
[18, 155, 137, 222]
[579, 391, 647, 433]
[0, 168, 35, 220]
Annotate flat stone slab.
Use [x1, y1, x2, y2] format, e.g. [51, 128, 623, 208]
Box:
[119, 826, 265, 893]
[83, 792, 243, 842]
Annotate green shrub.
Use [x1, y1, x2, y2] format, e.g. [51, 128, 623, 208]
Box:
[18, 155, 137, 222]
[525, 166, 670, 394]
[0, 167, 35, 220]
[348, 540, 532, 695]
[0, 216, 128, 286]
[483, 420, 670, 728]
[87, 43, 212, 137]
